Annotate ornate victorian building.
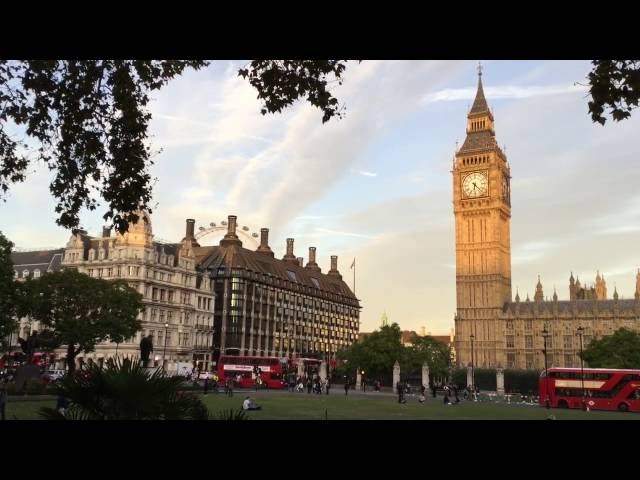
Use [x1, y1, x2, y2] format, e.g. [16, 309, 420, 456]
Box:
[453, 68, 640, 370]
[9, 212, 360, 370]
[61, 212, 215, 371]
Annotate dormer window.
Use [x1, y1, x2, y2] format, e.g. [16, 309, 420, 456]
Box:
[23, 269, 29, 278]
[88, 249, 95, 261]
[33, 269, 41, 279]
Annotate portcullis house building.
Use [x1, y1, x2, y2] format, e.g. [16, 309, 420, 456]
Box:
[195, 215, 361, 361]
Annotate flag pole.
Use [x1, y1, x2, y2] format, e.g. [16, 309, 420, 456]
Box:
[353, 258, 356, 296]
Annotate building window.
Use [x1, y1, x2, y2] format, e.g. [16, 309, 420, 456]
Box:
[33, 269, 41, 279]
[525, 354, 534, 369]
[564, 354, 573, 368]
[525, 336, 533, 349]
[22, 269, 29, 278]
[506, 335, 514, 349]
[563, 335, 572, 349]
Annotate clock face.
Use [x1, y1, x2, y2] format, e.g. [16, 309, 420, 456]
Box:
[462, 171, 488, 198]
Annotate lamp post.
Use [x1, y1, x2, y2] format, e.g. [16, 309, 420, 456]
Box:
[470, 334, 475, 393]
[542, 325, 551, 408]
[577, 326, 585, 410]
[361, 370, 365, 391]
[162, 322, 169, 370]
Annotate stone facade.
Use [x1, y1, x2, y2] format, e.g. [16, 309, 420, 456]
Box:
[453, 68, 640, 370]
[10, 212, 215, 372]
[8, 212, 360, 370]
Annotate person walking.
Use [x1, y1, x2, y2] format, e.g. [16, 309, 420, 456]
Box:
[227, 377, 234, 397]
[453, 385, 459, 404]
[204, 373, 210, 395]
[326, 378, 331, 395]
[421, 384, 426, 397]
[397, 381, 406, 404]
[344, 377, 349, 396]
[306, 377, 312, 394]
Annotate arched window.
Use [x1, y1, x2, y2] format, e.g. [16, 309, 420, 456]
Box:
[88, 249, 95, 261]
[22, 269, 29, 278]
[14, 270, 18, 279]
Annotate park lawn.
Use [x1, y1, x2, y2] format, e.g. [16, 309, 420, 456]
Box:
[5, 397, 56, 420]
[200, 392, 640, 420]
[6, 392, 640, 420]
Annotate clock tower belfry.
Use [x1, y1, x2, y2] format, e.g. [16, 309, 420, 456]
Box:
[453, 65, 512, 368]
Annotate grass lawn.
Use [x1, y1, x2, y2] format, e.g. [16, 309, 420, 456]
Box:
[203, 391, 638, 420]
[6, 392, 639, 420]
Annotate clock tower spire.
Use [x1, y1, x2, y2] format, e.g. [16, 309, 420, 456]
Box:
[453, 64, 512, 368]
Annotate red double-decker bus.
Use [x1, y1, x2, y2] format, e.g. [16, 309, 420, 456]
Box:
[216, 355, 287, 389]
[539, 367, 640, 412]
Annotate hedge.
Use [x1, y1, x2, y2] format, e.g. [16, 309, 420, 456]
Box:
[450, 368, 540, 394]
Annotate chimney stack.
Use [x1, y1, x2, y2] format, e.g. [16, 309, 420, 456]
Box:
[181, 218, 200, 247]
[305, 246, 321, 272]
[256, 228, 274, 257]
[186, 219, 195, 238]
[283, 238, 297, 264]
[328, 255, 342, 279]
[220, 215, 242, 247]
[102, 226, 112, 238]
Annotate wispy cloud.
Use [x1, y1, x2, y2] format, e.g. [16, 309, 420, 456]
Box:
[314, 227, 377, 239]
[422, 83, 588, 104]
[351, 169, 378, 177]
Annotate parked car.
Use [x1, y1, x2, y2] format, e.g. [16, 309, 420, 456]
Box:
[42, 370, 66, 383]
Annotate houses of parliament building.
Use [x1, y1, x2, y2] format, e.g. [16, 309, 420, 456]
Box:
[453, 68, 640, 370]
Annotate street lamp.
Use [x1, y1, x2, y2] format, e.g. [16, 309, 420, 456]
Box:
[577, 326, 585, 410]
[541, 324, 551, 408]
[470, 334, 475, 394]
[162, 322, 169, 370]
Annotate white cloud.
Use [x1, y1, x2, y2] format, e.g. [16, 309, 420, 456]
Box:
[351, 169, 378, 177]
[421, 83, 588, 104]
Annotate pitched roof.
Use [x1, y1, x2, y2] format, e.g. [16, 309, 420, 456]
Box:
[469, 74, 489, 115]
[11, 249, 65, 268]
[458, 129, 498, 154]
[10, 248, 65, 278]
[196, 243, 358, 303]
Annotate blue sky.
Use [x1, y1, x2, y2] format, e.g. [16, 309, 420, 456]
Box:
[2, 60, 640, 334]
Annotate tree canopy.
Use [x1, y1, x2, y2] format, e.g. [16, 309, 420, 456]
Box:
[579, 328, 640, 369]
[21, 269, 144, 372]
[0, 230, 18, 352]
[0, 60, 348, 234]
[404, 335, 453, 379]
[337, 323, 452, 380]
[1, 59, 636, 235]
[588, 60, 640, 125]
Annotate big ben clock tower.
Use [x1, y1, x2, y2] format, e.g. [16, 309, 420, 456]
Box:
[453, 65, 512, 368]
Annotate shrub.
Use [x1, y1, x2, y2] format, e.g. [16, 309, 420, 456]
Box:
[504, 369, 540, 394]
[214, 409, 249, 421]
[38, 358, 210, 420]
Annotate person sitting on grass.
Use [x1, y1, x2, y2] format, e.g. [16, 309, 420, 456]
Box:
[242, 396, 262, 411]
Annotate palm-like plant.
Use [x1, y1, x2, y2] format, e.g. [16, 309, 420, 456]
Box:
[39, 358, 209, 420]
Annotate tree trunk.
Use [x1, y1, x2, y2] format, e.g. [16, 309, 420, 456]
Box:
[66, 345, 77, 374]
